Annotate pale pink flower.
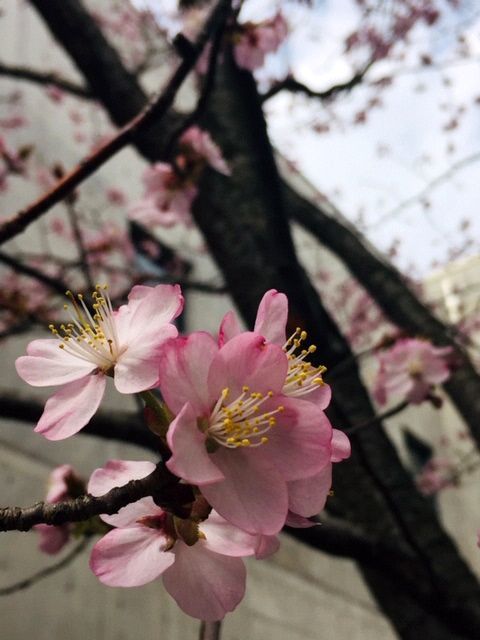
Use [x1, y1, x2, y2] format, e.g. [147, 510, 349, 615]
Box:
[234, 13, 288, 71]
[88, 460, 264, 620]
[16, 284, 183, 440]
[158, 330, 335, 535]
[129, 163, 197, 228]
[35, 465, 84, 554]
[219, 289, 332, 410]
[286, 428, 351, 519]
[416, 457, 456, 496]
[180, 126, 231, 176]
[373, 338, 452, 405]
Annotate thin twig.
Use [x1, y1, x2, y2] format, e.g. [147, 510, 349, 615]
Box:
[0, 0, 232, 246]
[0, 537, 90, 596]
[0, 463, 194, 532]
[0, 249, 70, 295]
[261, 60, 373, 103]
[164, 9, 228, 158]
[344, 401, 409, 435]
[0, 61, 92, 99]
[65, 202, 94, 290]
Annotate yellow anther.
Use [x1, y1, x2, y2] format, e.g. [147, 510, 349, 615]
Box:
[222, 387, 230, 398]
[242, 385, 249, 393]
[313, 377, 324, 385]
[241, 439, 251, 447]
[278, 405, 285, 412]
[300, 331, 307, 341]
[59, 344, 65, 349]
[267, 390, 274, 397]
[308, 345, 317, 353]
[227, 437, 236, 444]
[261, 437, 269, 444]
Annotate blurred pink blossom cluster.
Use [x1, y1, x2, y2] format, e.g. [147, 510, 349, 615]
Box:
[373, 338, 452, 406]
[415, 457, 457, 496]
[17, 286, 350, 620]
[129, 126, 230, 228]
[34, 465, 85, 554]
[233, 12, 288, 71]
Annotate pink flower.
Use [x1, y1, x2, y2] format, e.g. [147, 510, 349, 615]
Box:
[219, 289, 332, 410]
[16, 284, 183, 440]
[286, 428, 351, 519]
[373, 338, 452, 406]
[129, 163, 197, 228]
[416, 457, 456, 496]
[88, 460, 264, 620]
[158, 330, 335, 535]
[35, 465, 84, 554]
[234, 13, 288, 71]
[180, 126, 231, 176]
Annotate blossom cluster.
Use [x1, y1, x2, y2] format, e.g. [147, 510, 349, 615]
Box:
[16, 285, 350, 620]
[373, 337, 452, 406]
[129, 126, 230, 229]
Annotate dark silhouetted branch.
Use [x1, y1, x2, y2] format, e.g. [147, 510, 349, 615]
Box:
[0, 61, 92, 98]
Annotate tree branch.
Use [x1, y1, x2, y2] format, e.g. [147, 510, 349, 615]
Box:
[0, 250, 70, 296]
[261, 61, 373, 103]
[0, 537, 90, 596]
[0, 0, 232, 246]
[0, 61, 92, 99]
[0, 462, 192, 532]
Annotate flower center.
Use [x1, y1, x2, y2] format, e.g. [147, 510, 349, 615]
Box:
[48, 284, 122, 372]
[282, 328, 326, 397]
[208, 386, 285, 449]
[407, 358, 424, 378]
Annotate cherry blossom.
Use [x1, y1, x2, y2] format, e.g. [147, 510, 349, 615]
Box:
[415, 457, 457, 496]
[373, 338, 452, 406]
[219, 289, 331, 410]
[158, 330, 336, 535]
[233, 13, 288, 72]
[88, 460, 265, 620]
[129, 163, 198, 228]
[35, 465, 84, 555]
[179, 126, 231, 176]
[16, 284, 183, 440]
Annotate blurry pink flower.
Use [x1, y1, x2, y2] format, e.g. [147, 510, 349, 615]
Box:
[158, 331, 334, 534]
[180, 126, 230, 176]
[45, 85, 65, 103]
[219, 289, 331, 409]
[234, 13, 288, 71]
[16, 284, 183, 440]
[416, 457, 456, 496]
[373, 338, 452, 405]
[106, 186, 127, 206]
[88, 460, 262, 620]
[129, 163, 197, 228]
[35, 465, 84, 554]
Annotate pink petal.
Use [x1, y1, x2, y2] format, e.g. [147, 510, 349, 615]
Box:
[46, 464, 77, 503]
[119, 284, 184, 345]
[200, 511, 257, 557]
[304, 383, 332, 410]
[208, 332, 288, 402]
[218, 311, 241, 347]
[254, 534, 280, 559]
[158, 332, 218, 415]
[90, 526, 175, 587]
[88, 460, 159, 527]
[88, 460, 156, 495]
[254, 397, 332, 480]
[35, 374, 106, 440]
[200, 448, 288, 535]
[35, 524, 70, 554]
[331, 429, 351, 462]
[285, 512, 317, 528]
[162, 541, 246, 620]
[113, 323, 178, 394]
[166, 403, 225, 485]
[16, 339, 96, 387]
[287, 464, 332, 517]
[254, 289, 288, 345]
